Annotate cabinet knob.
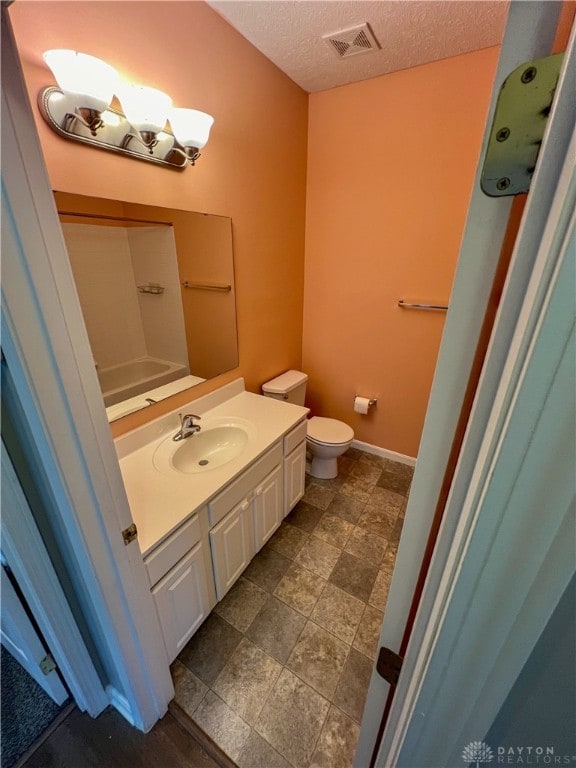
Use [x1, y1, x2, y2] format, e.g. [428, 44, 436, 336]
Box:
[241, 500, 250, 511]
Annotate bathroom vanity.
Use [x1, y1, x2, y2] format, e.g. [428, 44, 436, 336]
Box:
[115, 379, 308, 663]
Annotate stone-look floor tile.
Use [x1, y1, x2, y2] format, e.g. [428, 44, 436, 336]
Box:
[193, 690, 251, 761]
[313, 513, 354, 549]
[286, 621, 349, 700]
[358, 452, 388, 468]
[214, 577, 268, 633]
[382, 543, 398, 574]
[383, 458, 415, 477]
[329, 551, 379, 603]
[268, 522, 309, 560]
[295, 535, 341, 579]
[333, 648, 373, 723]
[310, 583, 365, 645]
[171, 660, 207, 716]
[310, 705, 360, 768]
[237, 730, 292, 768]
[343, 447, 363, 461]
[339, 477, 374, 505]
[286, 500, 325, 532]
[369, 569, 392, 611]
[246, 596, 307, 664]
[365, 486, 405, 514]
[353, 604, 384, 660]
[305, 473, 345, 491]
[377, 469, 412, 496]
[255, 668, 330, 768]
[274, 562, 326, 617]
[213, 638, 282, 726]
[357, 507, 397, 540]
[303, 483, 336, 511]
[243, 546, 292, 593]
[178, 613, 242, 685]
[327, 493, 366, 524]
[337, 455, 355, 476]
[348, 461, 382, 486]
[344, 527, 387, 567]
[390, 516, 404, 545]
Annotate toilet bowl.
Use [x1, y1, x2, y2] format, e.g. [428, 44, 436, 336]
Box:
[306, 416, 354, 479]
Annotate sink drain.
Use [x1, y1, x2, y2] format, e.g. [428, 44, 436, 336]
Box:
[198, 459, 209, 466]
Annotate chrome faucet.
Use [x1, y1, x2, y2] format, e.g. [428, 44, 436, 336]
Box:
[173, 413, 201, 441]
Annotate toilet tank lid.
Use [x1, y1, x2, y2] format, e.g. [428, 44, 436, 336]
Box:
[262, 370, 308, 394]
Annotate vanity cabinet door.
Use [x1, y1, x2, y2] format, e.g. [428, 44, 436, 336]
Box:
[284, 440, 307, 516]
[210, 499, 254, 601]
[253, 465, 283, 551]
[152, 541, 211, 664]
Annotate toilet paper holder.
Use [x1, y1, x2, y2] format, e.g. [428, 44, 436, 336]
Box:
[354, 395, 378, 408]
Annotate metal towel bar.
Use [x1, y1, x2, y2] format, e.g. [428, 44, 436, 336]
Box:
[182, 281, 231, 292]
[398, 299, 448, 312]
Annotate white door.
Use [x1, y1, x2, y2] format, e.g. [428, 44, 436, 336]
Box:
[1, 564, 68, 705]
[355, 2, 575, 764]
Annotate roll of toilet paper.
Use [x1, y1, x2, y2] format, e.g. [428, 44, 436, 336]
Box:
[354, 396, 371, 414]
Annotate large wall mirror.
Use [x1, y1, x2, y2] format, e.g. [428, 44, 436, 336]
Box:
[55, 191, 239, 422]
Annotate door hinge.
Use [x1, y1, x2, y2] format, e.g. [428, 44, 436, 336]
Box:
[481, 53, 564, 197]
[376, 646, 403, 686]
[122, 523, 138, 545]
[39, 653, 57, 675]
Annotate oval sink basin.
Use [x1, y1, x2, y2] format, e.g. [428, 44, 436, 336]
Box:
[153, 420, 254, 475]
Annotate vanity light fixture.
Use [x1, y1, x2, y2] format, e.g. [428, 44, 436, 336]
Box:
[38, 50, 214, 170]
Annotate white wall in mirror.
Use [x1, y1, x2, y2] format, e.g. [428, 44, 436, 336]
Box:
[56, 192, 239, 422]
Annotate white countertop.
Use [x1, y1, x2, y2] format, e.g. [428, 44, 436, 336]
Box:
[115, 379, 308, 557]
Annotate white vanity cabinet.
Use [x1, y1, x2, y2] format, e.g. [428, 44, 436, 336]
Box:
[283, 420, 307, 515]
[119, 383, 310, 663]
[144, 515, 214, 664]
[208, 442, 283, 600]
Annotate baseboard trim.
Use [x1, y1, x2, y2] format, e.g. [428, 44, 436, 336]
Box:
[352, 439, 417, 467]
[106, 685, 137, 728]
[168, 700, 237, 768]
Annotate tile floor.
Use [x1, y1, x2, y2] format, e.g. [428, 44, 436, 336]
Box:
[172, 448, 413, 768]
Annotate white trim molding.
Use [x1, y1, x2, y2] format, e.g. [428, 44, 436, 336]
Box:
[351, 439, 416, 468]
[379, 79, 576, 768]
[1, 10, 173, 730]
[1, 446, 109, 715]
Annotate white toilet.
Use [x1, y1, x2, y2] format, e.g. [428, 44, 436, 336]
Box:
[262, 370, 354, 479]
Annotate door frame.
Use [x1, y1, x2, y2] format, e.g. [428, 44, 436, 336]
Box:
[356, 1, 573, 763]
[1, 444, 92, 710]
[1, 10, 173, 730]
[382, 124, 575, 766]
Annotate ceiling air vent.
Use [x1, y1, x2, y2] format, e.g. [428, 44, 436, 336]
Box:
[323, 23, 380, 59]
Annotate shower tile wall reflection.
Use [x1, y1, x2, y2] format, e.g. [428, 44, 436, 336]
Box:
[173, 449, 413, 768]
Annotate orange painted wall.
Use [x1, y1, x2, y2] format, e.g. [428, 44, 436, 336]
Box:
[8, 1, 308, 436]
[303, 47, 500, 458]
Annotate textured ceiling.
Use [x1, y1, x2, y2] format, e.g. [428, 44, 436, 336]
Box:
[207, 1, 508, 92]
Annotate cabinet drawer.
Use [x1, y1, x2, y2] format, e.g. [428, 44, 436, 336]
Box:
[144, 514, 202, 587]
[284, 420, 307, 455]
[208, 442, 282, 527]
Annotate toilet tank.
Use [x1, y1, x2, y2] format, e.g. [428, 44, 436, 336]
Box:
[261, 370, 308, 405]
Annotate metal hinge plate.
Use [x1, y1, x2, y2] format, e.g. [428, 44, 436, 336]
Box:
[40, 653, 57, 675]
[122, 523, 138, 545]
[481, 53, 564, 197]
[376, 646, 403, 686]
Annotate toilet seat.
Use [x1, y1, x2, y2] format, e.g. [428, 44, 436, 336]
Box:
[307, 416, 354, 446]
